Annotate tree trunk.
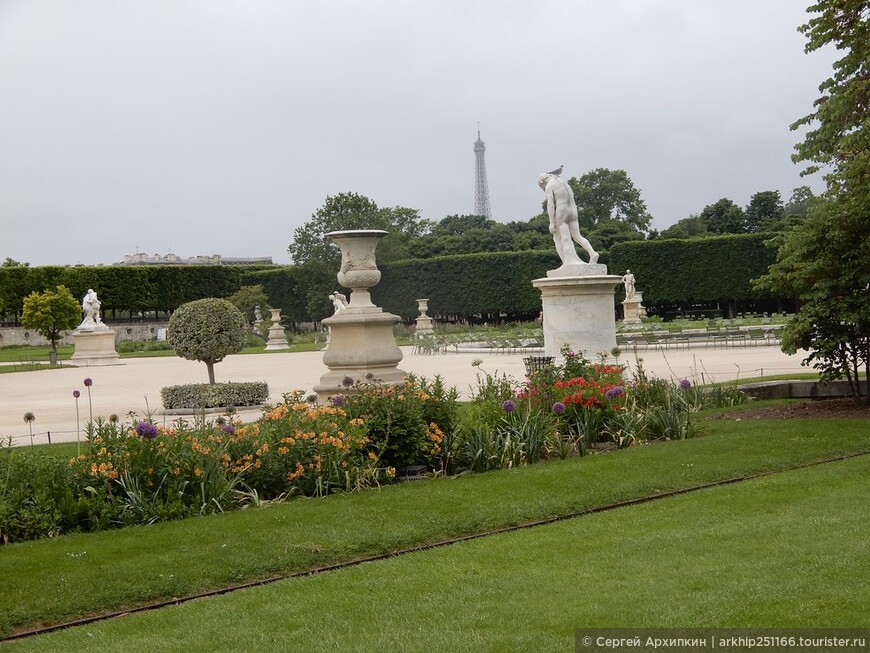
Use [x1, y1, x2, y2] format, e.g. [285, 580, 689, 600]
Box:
[206, 362, 216, 384]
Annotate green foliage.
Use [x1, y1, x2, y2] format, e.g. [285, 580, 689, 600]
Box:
[783, 186, 816, 219]
[700, 198, 746, 234]
[0, 450, 91, 543]
[160, 382, 269, 410]
[755, 0, 870, 405]
[567, 168, 653, 232]
[226, 284, 271, 328]
[167, 298, 247, 384]
[20, 285, 81, 352]
[608, 234, 777, 303]
[239, 266, 310, 325]
[376, 250, 558, 320]
[286, 192, 429, 320]
[658, 214, 708, 239]
[791, 0, 869, 187]
[340, 375, 459, 472]
[745, 190, 784, 232]
[405, 215, 553, 259]
[756, 199, 870, 403]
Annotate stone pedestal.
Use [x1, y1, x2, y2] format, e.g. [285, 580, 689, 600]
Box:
[622, 291, 647, 324]
[71, 327, 122, 366]
[415, 298, 434, 334]
[314, 308, 405, 402]
[264, 308, 289, 350]
[532, 266, 621, 361]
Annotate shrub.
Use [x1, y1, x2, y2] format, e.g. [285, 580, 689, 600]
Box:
[337, 375, 459, 473]
[168, 298, 247, 384]
[160, 382, 269, 410]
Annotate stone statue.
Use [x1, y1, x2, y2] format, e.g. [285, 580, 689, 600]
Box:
[622, 270, 636, 299]
[79, 288, 102, 329]
[538, 171, 598, 266]
[329, 291, 348, 314]
[254, 304, 263, 323]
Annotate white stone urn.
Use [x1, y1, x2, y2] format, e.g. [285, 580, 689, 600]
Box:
[327, 229, 388, 309]
[416, 298, 429, 316]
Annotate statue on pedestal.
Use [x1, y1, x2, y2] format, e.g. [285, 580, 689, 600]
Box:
[78, 289, 103, 330]
[538, 171, 598, 266]
[621, 270, 636, 299]
[329, 291, 348, 314]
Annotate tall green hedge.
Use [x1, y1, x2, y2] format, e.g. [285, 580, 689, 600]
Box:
[375, 251, 560, 320]
[0, 265, 272, 316]
[238, 267, 309, 324]
[0, 235, 783, 324]
[607, 234, 777, 303]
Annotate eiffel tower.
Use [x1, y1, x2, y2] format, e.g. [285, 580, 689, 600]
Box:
[473, 127, 493, 219]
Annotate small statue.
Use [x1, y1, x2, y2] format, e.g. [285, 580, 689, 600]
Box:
[79, 289, 102, 329]
[622, 270, 636, 299]
[538, 170, 598, 266]
[254, 304, 263, 323]
[329, 291, 348, 314]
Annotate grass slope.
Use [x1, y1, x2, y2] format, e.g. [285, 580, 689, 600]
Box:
[1, 419, 868, 636]
[6, 454, 869, 652]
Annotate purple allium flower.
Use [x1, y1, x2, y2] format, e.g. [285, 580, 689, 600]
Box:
[73, 390, 81, 398]
[679, 378, 692, 390]
[551, 401, 566, 415]
[135, 421, 159, 439]
[342, 376, 354, 388]
[221, 423, 236, 435]
[502, 399, 517, 412]
[605, 386, 625, 400]
[331, 395, 346, 407]
[83, 377, 93, 387]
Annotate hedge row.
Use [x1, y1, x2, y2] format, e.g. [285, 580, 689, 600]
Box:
[0, 265, 272, 316]
[160, 382, 270, 410]
[607, 234, 777, 303]
[1, 235, 782, 323]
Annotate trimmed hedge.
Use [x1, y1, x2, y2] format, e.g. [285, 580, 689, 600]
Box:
[608, 234, 777, 303]
[0, 235, 785, 324]
[374, 250, 560, 320]
[160, 382, 270, 410]
[0, 265, 273, 316]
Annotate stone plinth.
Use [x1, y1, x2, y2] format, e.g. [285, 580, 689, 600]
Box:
[71, 328, 123, 366]
[264, 308, 289, 350]
[622, 291, 647, 324]
[532, 271, 621, 360]
[313, 307, 406, 403]
[415, 298, 434, 334]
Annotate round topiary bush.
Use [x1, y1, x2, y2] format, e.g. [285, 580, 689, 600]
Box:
[168, 298, 247, 384]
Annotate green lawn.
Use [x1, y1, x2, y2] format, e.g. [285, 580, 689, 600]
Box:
[1, 417, 868, 640]
[5, 452, 867, 652]
[0, 342, 326, 372]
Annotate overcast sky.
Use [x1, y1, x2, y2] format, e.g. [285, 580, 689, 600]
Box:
[0, 1, 835, 267]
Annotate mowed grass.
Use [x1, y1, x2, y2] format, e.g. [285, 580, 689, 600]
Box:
[1, 417, 868, 638]
[6, 453, 868, 652]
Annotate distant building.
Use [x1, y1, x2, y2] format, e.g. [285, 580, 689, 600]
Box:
[118, 253, 273, 265]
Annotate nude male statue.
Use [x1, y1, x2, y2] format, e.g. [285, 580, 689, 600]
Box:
[538, 172, 598, 265]
[622, 270, 636, 299]
[79, 288, 102, 328]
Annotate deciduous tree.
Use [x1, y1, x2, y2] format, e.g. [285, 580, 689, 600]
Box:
[288, 193, 428, 319]
[566, 168, 652, 233]
[20, 285, 80, 358]
[699, 198, 746, 234]
[756, 0, 870, 404]
[745, 191, 784, 232]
